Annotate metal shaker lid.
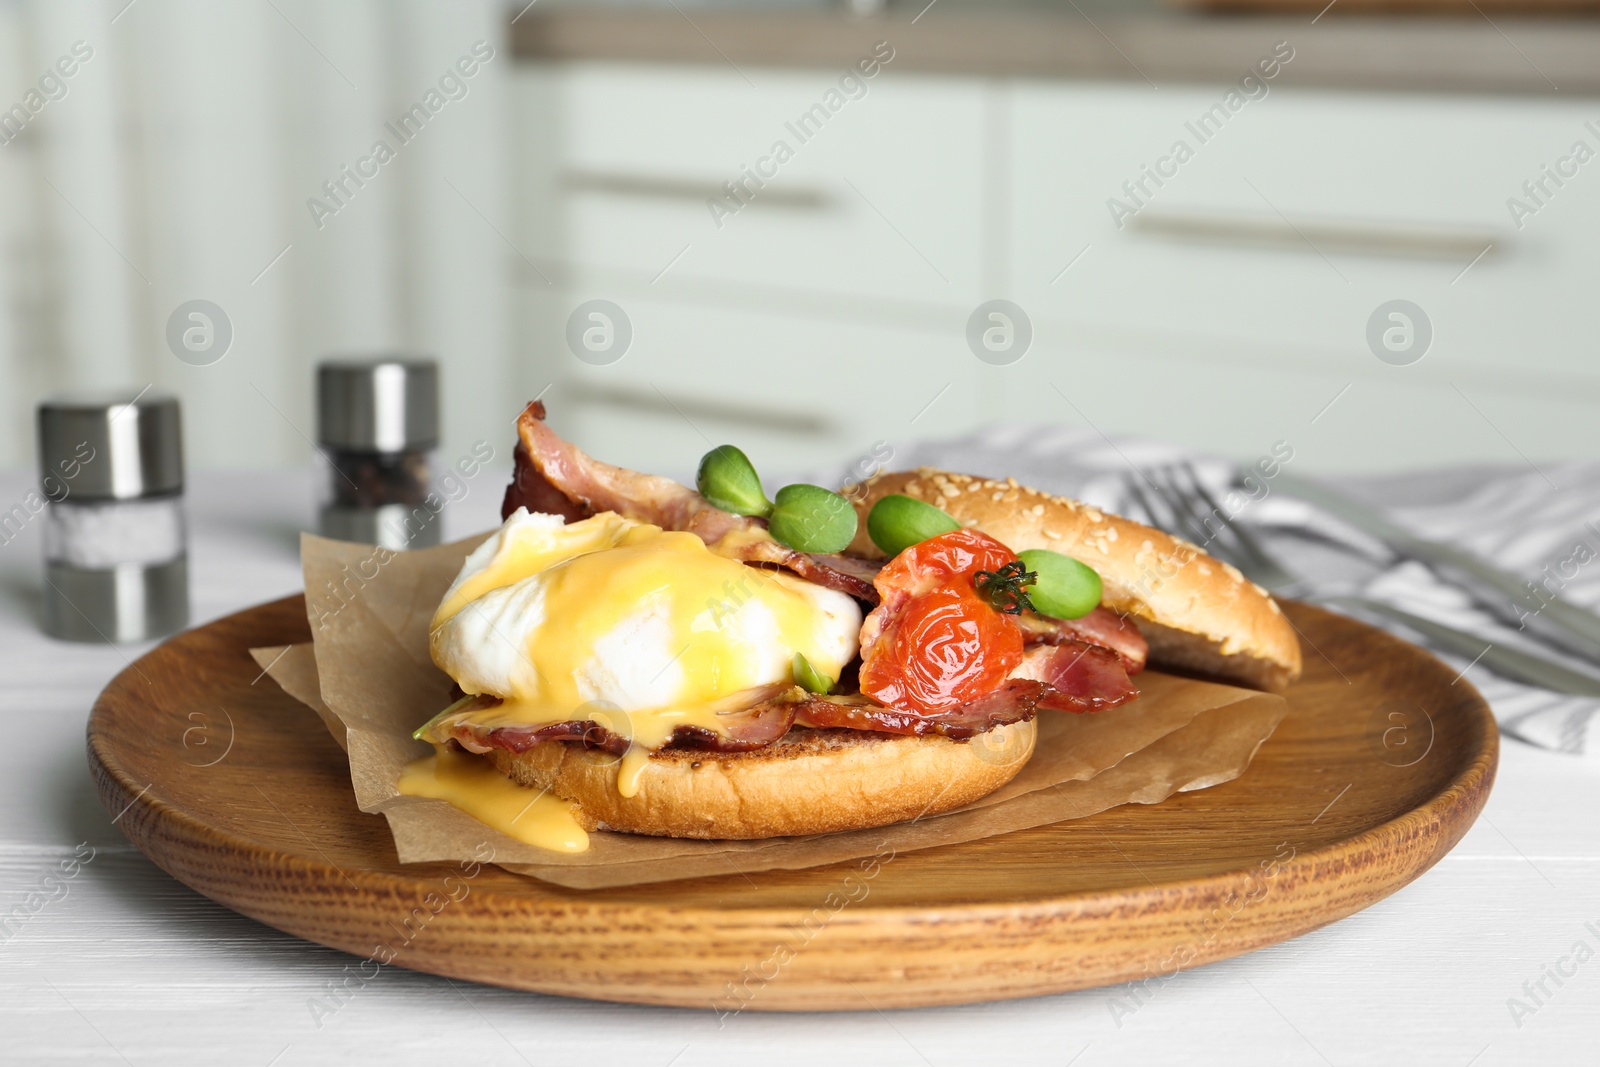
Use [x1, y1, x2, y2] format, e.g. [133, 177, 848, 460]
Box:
[317, 358, 439, 453]
[37, 389, 184, 501]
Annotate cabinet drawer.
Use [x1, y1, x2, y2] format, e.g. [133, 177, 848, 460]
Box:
[515, 285, 984, 478]
[516, 62, 987, 305]
[1008, 83, 1600, 390]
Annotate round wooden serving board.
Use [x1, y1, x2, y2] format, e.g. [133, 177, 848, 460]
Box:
[88, 595, 1496, 1011]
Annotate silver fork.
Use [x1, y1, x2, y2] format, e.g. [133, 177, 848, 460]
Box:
[1123, 463, 1600, 698]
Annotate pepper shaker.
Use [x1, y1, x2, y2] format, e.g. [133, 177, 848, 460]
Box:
[36, 391, 189, 643]
[316, 358, 440, 550]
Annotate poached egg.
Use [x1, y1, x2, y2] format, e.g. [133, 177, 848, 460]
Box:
[427, 508, 863, 795]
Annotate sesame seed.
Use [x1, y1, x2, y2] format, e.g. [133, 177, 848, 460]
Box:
[1105, 527, 1118, 542]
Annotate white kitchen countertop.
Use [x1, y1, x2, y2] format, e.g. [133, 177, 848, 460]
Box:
[1, 469, 1596, 1066]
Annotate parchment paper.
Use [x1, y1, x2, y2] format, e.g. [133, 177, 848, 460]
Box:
[252, 532, 1287, 889]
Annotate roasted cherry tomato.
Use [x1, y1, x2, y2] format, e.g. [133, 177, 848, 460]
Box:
[859, 582, 1024, 714]
[874, 528, 1019, 596]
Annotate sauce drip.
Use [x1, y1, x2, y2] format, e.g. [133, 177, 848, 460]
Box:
[398, 745, 589, 852]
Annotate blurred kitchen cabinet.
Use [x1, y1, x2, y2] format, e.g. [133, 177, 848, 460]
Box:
[512, 62, 988, 473]
[1006, 83, 1600, 466]
[515, 286, 977, 482]
[513, 62, 1600, 473]
[551, 63, 986, 302]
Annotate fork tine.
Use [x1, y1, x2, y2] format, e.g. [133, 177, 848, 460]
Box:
[1135, 470, 1207, 547]
[1176, 463, 1277, 572]
[1125, 464, 1248, 580]
[1133, 464, 1258, 582]
[1145, 466, 1220, 548]
[1120, 473, 1167, 530]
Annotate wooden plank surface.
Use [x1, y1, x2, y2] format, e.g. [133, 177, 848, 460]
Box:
[2, 470, 1597, 1064]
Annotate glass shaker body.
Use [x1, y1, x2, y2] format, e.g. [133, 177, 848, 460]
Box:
[317, 445, 440, 549]
[42, 495, 189, 641]
[315, 358, 441, 550]
[36, 392, 189, 643]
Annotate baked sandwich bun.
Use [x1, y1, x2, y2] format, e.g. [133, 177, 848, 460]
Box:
[403, 402, 1296, 849]
[842, 468, 1302, 691]
[484, 721, 1034, 839]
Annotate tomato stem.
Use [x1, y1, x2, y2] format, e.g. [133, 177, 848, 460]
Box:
[973, 560, 1037, 615]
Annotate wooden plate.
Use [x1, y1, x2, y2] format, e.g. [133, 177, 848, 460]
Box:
[87, 595, 1496, 1011]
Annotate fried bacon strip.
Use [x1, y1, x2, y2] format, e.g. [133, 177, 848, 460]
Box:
[792, 680, 1049, 740]
[1013, 642, 1139, 713]
[440, 681, 1052, 753]
[1018, 606, 1149, 673]
[436, 691, 801, 755]
[431, 649, 1137, 756]
[503, 401, 878, 602]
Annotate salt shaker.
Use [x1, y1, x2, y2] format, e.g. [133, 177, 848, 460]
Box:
[36, 391, 189, 643]
[316, 358, 440, 550]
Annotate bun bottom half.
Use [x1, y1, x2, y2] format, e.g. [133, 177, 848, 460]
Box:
[486, 720, 1037, 839]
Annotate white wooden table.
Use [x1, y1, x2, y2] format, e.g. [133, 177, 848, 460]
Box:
[2, 469, 1596, 1066]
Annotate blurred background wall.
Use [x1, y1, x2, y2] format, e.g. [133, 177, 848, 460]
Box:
[2, 0, 1597, 480]
[0, 0, 511, 469]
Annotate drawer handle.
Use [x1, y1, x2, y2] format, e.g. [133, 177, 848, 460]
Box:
[564, 169, 832, 211]
[1129, 210, 1502, 262]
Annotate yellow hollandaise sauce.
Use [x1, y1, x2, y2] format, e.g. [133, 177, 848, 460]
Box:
[397, 744, 589, 853]
[422, 508, 862, 802]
